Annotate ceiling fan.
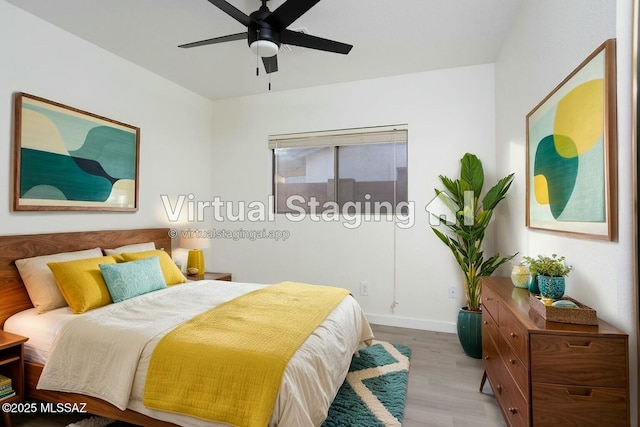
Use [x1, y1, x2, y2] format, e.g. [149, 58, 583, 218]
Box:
[178, 0, 353, 75]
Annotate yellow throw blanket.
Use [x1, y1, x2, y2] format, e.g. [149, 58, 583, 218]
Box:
[143, 281, 350, 427]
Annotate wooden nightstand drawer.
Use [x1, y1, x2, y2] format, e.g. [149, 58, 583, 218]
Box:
[188, 272, 232, 281]
[530, 334, 627, 388]
[532, 383, 628, 426]
[203, 272, 232, 281]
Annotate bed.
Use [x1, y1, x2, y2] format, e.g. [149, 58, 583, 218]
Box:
[0, 228, 373, 427]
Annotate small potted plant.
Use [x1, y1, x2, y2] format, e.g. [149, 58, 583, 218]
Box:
[522, 254, 573, 300]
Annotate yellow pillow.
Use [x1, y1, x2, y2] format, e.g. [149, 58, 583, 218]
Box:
[121, 250, 186, 285]
[48, 256, 117, 314]
[15, 247, 103, 313]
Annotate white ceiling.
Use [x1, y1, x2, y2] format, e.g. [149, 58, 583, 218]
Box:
[7, 0, 523, 100]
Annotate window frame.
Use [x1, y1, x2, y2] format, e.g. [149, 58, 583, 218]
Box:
[270, 125, 408, 215]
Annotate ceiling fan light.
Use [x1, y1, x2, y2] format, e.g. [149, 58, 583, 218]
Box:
[250, 40, 278, 58]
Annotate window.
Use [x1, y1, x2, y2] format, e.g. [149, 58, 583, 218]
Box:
[270, 125, 408, 214]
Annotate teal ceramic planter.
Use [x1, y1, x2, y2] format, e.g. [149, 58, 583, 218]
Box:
[537, 275, 565, 299]
[457, 307, 482, 359]
[528, 274, 539, 294]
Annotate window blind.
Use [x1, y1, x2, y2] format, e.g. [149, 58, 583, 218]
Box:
[268, 124, 408, 149]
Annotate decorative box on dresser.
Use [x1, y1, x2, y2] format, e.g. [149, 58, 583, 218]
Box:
[481, 277, 629, 427]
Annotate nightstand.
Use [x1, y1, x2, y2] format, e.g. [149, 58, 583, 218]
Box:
[0, 331, 28, 427]
[188, 272, 232, 281]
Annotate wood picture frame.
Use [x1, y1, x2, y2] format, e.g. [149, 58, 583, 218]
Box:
[526, 39, 617, 240]
[13, 92, 140, 211]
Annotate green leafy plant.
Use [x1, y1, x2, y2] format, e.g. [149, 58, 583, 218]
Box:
[431, 153, 517, 311]
[522, 254, 573, 277]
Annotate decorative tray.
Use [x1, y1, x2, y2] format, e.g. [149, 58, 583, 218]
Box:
[528, 294, 598, 325]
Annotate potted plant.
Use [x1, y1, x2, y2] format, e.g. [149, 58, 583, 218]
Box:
[522, 254, 573, 300]
[430, 153, 516, 358]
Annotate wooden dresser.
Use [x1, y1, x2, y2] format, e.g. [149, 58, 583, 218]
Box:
[481, 277, 629, 427]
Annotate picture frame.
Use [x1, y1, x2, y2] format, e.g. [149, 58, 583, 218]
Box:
[13, 92, 140, 211]
[526, 39, 617, 241]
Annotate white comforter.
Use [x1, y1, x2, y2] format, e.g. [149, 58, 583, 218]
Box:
[35, 280, 373, 427]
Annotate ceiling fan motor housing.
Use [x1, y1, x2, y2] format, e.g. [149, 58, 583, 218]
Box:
[248, 6, 281, 56]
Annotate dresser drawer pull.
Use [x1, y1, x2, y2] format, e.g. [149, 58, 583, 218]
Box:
[509, 358, 516, 364]
[483, 320, 488, 325]
[508, 407, 518, 414]
[496, 384, 503, 394]
[566, 387, 593, 398]
[567, 341, 593, 349]
[510, 332, 517, 338]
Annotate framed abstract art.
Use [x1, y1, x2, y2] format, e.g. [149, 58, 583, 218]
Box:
[13, 93, 140, 211]
[526, 39, 617, 240]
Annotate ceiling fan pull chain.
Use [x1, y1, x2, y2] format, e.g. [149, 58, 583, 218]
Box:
[256, 29, 260, 76]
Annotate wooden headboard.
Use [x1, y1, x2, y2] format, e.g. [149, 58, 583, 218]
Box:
[0, 228, 172, 328]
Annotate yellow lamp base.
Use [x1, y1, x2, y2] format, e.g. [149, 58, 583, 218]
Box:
[186, 249, 205, 276]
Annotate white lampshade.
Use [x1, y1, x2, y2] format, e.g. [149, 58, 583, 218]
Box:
[180, 233, 211, 250]
[250, 39, 278, 58]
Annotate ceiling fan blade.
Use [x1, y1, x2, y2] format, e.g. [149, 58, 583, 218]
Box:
[262, 55, 278, 74]
[280, 30, 352, 54]
[206, 0, 251, 26]
[178, 32, 247, 48]
[264, 0, 321, 30]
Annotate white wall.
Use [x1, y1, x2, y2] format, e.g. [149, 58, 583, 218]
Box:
[207, 65, 498, 332]
[494, 0, 637, 423]
[0, 1, 215, 240]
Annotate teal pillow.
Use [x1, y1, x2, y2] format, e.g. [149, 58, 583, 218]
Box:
[99, 256, 166, 303]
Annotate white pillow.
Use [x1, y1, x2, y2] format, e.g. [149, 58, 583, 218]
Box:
[15, 248, 103, 314]
[103, 242, 156, 256]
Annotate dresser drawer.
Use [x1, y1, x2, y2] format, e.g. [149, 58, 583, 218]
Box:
[498, 303, 529, 365]
[482, 324, 501, 378]
[530, 334, 627, 388]
[482, 284, 499, 320]
[498, 331, 529, 399]
[482, 309, 500, 349]
[490, 356, 529, 427]
[532, 383, 628, 426]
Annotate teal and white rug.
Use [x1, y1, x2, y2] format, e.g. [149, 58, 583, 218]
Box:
[68, 340, 411, 427]
[322, 340, 412, 427]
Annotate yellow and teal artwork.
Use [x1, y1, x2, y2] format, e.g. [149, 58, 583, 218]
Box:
[526, 39, 616, 240]
[14, 93, 139, 211]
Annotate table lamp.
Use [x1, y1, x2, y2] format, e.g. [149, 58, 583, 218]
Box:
[180, 233, 211, 277]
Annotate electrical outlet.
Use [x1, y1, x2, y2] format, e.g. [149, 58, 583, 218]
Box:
[449, 285, 457, 299]
[360, 281, 370, 296]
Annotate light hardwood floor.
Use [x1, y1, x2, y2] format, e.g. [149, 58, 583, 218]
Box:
[371, 324, 505, 427]
[9, 324, 506, 427]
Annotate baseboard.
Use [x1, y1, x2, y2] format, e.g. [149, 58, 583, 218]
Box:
[365, 313, 457, 334]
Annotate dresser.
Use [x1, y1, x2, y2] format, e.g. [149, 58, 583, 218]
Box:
[481, 277, 629, 427]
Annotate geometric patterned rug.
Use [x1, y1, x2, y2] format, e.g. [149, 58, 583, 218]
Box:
[68, 340, 411, 427]
[322, 340, 412, 427]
